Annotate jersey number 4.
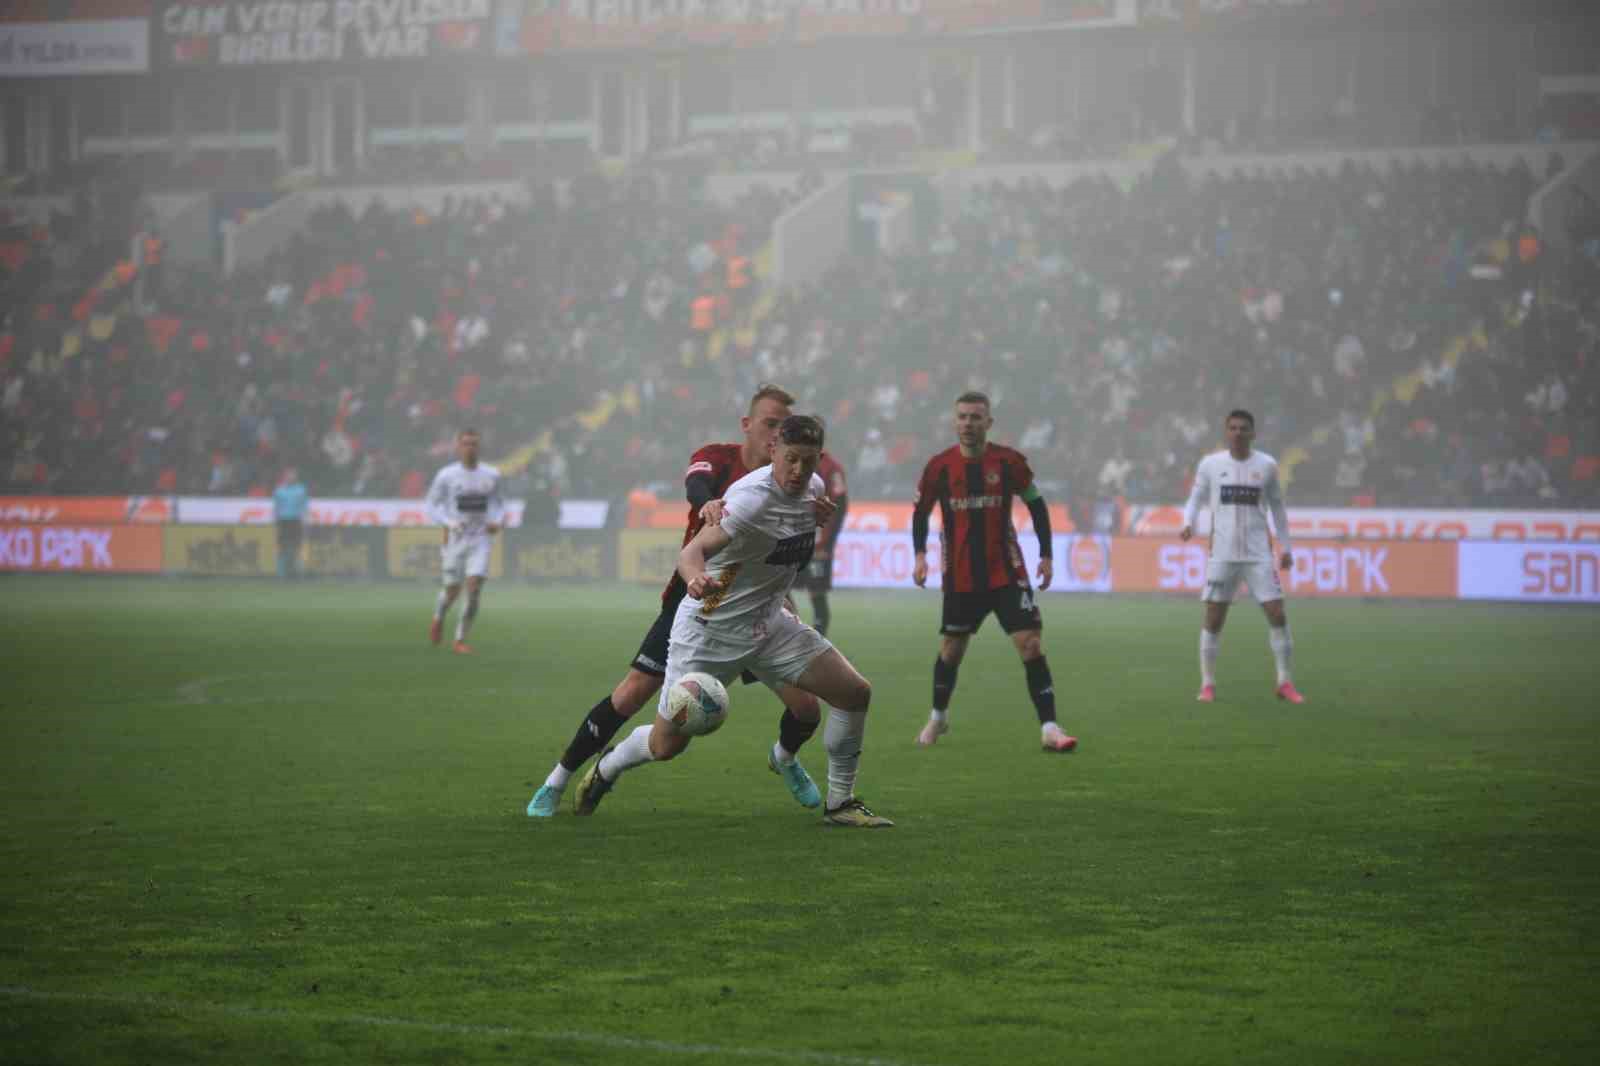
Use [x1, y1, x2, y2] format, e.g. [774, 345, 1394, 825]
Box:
[765, 532, 816, 569]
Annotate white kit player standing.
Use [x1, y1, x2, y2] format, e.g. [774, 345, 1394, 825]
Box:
[574, 414, 893, 828]
[1180, 409, 1306, 704]
[426, 428, 505, 654]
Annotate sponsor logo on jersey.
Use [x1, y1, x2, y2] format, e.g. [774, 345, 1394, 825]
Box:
[1219, 485, 1261, 506]
[951, 494, 1004, 511]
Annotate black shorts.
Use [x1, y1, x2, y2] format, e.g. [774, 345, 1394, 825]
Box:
[629, 601, 760, 685]
[940, 584, 1043, 637]
[793, 556, 834, 593]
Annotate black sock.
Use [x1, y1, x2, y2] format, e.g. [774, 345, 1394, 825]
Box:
[812, 594, 831, 638]
[932, 655, 959, 711]
[778, 709, 820, 754]
[559, 696, 629, 772]
[1024, 656, 1056, 724]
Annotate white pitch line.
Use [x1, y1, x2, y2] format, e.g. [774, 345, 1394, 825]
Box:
[0, 985, 935, 1066]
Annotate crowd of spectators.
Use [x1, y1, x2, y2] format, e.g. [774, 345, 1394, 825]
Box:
[4, 151, 1597, 519]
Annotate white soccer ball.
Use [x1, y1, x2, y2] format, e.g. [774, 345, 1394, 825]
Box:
[666, 672, 730, 737]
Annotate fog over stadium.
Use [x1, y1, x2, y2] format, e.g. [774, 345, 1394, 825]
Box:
[4, 3, 1600, 1063]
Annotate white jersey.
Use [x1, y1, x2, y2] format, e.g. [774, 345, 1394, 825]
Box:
[685, 465, 825, 633]
[426, 461, 505, 540]
[1182, 449, 1292, 563]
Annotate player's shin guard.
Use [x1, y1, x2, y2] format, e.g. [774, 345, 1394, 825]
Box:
[456, 593, 479, 641]
[559, 696, 630, 773]
[932, 655, 959, 712]
[1268, 625, 1293, 686]
[777, 708, 820, 761]
[597, 724, 655, 782]
[1200, 629, 1221, 687]
[433, 589, 450, 620]
[823, 708, 867, 810]
[1024, 656, 1056, 724]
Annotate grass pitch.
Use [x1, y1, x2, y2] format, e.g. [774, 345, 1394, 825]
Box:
[2, 577, 1598, 1065]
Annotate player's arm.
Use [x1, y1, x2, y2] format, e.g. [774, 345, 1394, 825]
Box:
[1021, 483, 1054, 591]
[817, 465, 848, 558]
[1265, 465, 1294, 570]
[678, 523, 733, 599]
[425, 470, 455, 542]
[911, 468, 936, 588]
[685, 456, 723, 526]
[1180, 462, 1209, 541]
[486, 473, 507, 534]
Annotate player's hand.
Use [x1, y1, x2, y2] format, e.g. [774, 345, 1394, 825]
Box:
[1037, 556, 1054, 591]
[912, 555, 928, 588]
[1279, 550, 1294, 571]
[1179, 525, 1193, 542]
[699, 499, 727, 526]
[687, 574, 711, 599]
[812, 495, 838, 527]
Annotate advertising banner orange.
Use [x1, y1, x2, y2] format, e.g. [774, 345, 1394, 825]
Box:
[0, 524, 163, 572]
[0, 496, 173, 523]
[1110, 538, 1458, 599]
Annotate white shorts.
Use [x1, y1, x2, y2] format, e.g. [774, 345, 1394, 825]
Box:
[1202, 559, 1284, 604]
[441, 534, 492, 585]
[657, 605, 833, 724]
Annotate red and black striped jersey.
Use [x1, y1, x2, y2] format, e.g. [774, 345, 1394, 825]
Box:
[661, 442, 753, 606]
[815, 451, 849, 550]
[913, 444, 1035, 594]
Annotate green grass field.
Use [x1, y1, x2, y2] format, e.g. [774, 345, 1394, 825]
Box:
[2, 576, 1598, 1065]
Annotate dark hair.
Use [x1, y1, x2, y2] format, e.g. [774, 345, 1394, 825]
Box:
[778, 414, 825, 449]
[749, 383, 796, 413]
[1225, 409, 1255, 428]
[956, 390, 991, 409]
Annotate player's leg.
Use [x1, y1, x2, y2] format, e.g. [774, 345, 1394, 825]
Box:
[432, 582, 461, 646]
[453, 573, 486, 652]
[529, 610, 671, 816]
[768, 683, 823, 808]
[919, 592, 980, 746]
[996, 587, 1074, 752]
[1197, 561, 1239, 701]
[1259, 591, 1304, 703]
[790, 648, 891, 827]
[575, 614, 737, 816]
[809, 589, 831, 638]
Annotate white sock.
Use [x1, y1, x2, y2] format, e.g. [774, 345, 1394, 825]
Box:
[823, 708, 867, 810]
[597, 724, 655, 783]
[456, 593, 479, 641]
[1200, 629, 1220, 687]
[542, 764, 572, 790]
[929, 709, 947, 724]
[433, 589, 450, 620]
[772, 740, 795, 766]
[1042, 721, 1067, 741]
[1268, 625, 1293, 686]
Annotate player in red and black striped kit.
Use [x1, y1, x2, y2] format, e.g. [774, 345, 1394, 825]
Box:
[793, 447, 848, 636]
[527, 385, 834, 816]
[911, 391, 1078, 753]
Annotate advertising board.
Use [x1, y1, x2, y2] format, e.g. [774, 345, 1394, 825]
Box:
[162, 525, 276, 576]
[386, 527, 504, 580]
[0, 524, 163, 573]
[1457, 542, 1600, 604]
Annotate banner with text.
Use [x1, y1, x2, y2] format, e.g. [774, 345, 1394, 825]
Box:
[509, 529, 612, 581]
[0, 524, 163, 573]
[0, 19, 149, 76]
[163, 525, 277, 576]
[1457, 542, 1600, 604]
[497, 0, 1135, 54]
[1126, 505, 1600, 543]
[175, 496, 607, 530]
[157, 0, 493, 67]
[0, 496, 174, 524]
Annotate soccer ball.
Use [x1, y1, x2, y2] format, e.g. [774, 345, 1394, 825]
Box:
[666, 672, 729, 737]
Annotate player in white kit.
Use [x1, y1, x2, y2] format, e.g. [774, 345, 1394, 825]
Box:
[425, 428, 505, 654]
[575, 415, 893, 828]
[1180, 410, 1306, 704]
